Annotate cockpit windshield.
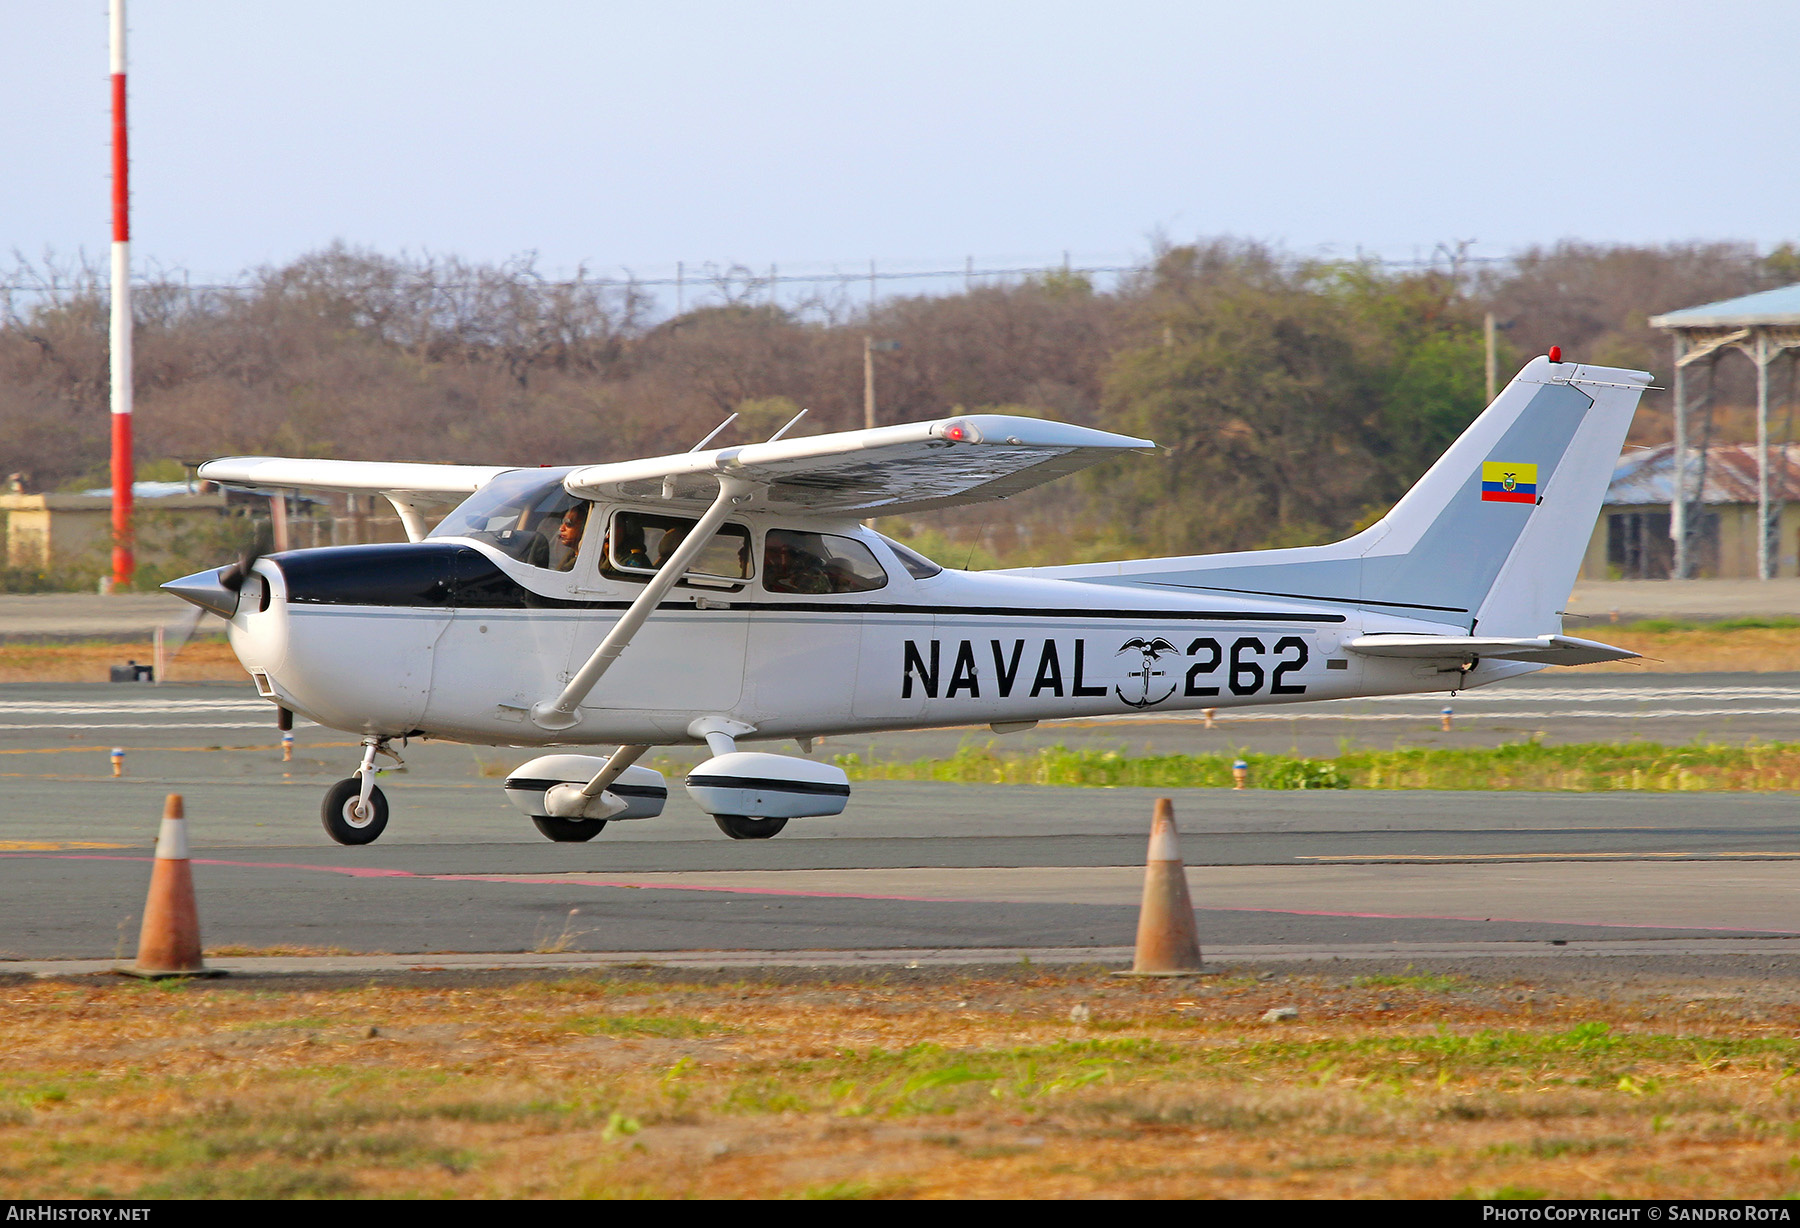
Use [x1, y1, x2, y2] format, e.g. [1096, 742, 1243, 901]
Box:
[428, 468, 583, 569]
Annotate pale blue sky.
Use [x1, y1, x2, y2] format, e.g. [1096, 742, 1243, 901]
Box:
[4, 1, 1795, 287]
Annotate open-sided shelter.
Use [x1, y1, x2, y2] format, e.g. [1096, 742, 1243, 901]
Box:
[1650, 285, 1800, 579]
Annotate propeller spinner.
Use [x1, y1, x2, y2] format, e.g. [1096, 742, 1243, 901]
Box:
[162, 534, 270, 619]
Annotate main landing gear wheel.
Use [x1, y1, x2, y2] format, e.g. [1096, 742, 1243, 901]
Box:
[531, 815, 607, 842]
[713, 814, 788, 840]
[322, 777, 389, 845]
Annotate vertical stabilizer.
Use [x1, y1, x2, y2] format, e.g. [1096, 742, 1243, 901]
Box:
[1012, 357, 1651, 634]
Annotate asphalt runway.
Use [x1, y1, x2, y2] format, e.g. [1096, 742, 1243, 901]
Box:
[3, 676, 1800, 964]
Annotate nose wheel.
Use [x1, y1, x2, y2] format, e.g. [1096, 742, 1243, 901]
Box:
[321, 735, 399, 845]
[322, 776, 389, 844]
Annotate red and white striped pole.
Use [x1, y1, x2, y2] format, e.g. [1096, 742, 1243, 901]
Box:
[109, 0, 134, 591]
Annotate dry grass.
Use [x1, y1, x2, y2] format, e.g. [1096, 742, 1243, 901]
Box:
[0, 639, 247, 684]
[5, 968, 1800, 1199]
[1574, 626, 1800, 673]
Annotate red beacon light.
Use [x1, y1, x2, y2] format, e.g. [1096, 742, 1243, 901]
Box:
[1548, 346, 1563, 363]
[936, 419, 982, 444]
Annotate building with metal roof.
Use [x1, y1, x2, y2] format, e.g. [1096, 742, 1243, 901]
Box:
[1649, 284, 1800, 579]
[1580, 443, 1800, 580]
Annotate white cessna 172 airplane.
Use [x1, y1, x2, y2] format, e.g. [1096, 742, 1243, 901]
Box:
[165, 354, 1649, 845]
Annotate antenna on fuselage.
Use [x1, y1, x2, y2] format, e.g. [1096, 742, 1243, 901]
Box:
[765, 407, 809, 442]
[687, 413, 738, 453]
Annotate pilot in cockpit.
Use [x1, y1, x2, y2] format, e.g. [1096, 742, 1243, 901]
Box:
[549, 502, 590, 572]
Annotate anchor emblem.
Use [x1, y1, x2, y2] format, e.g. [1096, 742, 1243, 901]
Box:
[1115, 637, 1179, 709]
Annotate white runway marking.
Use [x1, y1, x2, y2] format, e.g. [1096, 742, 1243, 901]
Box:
[0, 722, 297, 731]
[0, 698, 300, 731]
[0, 699, 271, 713]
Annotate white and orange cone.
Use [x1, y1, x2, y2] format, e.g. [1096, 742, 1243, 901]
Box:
[1119, 797, 1204, 976]
[121, 794, 220, 979]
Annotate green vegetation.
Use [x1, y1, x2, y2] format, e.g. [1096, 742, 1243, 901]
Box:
[1352, 971, 1467, 993]
[836, 740, 1800, 792]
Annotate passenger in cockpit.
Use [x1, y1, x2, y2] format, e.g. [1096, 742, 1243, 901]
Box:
[655, 526, 689, 569]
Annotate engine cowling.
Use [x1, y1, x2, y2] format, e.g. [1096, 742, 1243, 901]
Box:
[503, 754, 668, 821]
[684, 751, 850, 820]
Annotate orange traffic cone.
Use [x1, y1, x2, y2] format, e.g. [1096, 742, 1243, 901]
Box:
[121, 794, 221, 979]
[1117, 797, 1205, 977]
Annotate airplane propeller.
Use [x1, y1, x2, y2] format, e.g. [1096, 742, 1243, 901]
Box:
[161, 528, 272, 621]
[215, 528, 273, 595]
[157, 601, 206, 666]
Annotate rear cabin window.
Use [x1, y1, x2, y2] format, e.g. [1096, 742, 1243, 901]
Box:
[604, 510, 752, 589]
[429, 470, 590, 572]
[879, 535, 944, 579]
[763, 529, 888, 594]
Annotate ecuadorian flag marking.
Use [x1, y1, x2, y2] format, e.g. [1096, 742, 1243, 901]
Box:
[1481, 461, 1538, 504]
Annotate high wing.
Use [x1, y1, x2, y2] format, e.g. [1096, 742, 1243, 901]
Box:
[198, 457, 515, 498]
[1345, 634, 1639, 666]
[196, 457, 520, 541]
[562, 414, 1156, 517]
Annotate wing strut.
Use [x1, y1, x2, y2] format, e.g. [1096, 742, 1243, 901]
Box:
[382, 495, 432, 543]
[530, 475, 754, 730]
[542, 744, 650, 819]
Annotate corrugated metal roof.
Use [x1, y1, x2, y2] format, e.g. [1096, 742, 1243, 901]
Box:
[1607, 443, 1800, 506]
[1649, 284, 1800, 329]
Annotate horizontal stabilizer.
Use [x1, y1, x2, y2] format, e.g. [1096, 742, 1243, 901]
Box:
[1345, 634, 1639, 666]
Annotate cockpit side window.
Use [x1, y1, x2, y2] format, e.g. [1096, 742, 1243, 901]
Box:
[764, 529, 888, 594]
[603, 510, 752, 590]
[428, 470, 586, 571]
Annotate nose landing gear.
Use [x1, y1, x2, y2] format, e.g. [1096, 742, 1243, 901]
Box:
[322, 776, 388, 844]
[321, 736, 401, 845]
